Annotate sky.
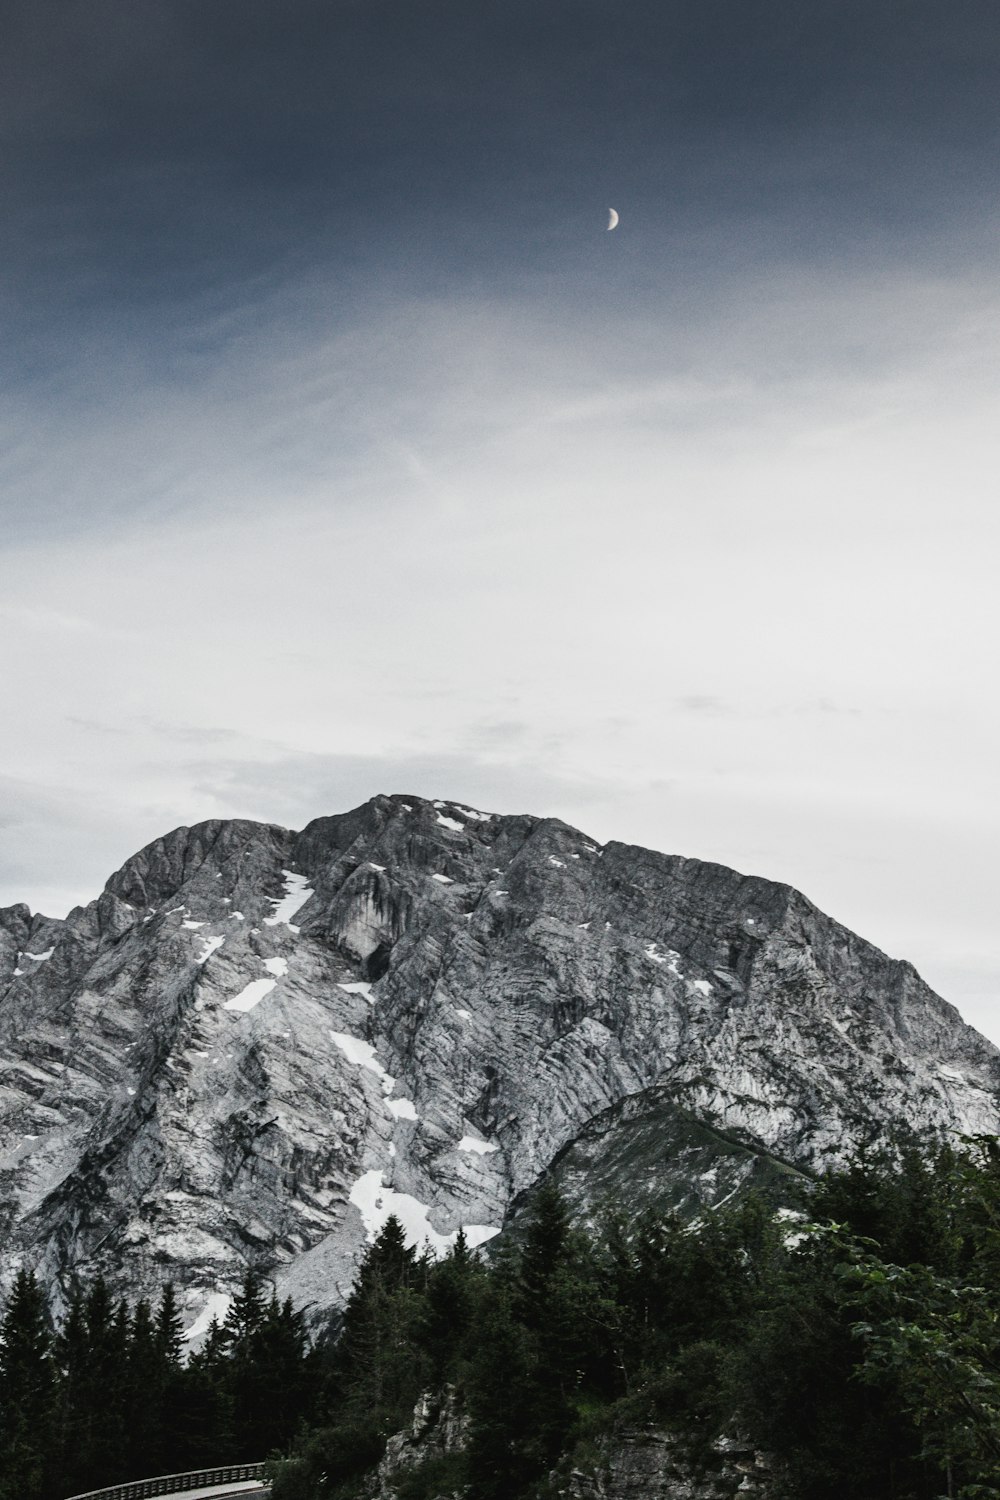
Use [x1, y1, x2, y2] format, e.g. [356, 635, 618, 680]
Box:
[2, 1, 998, 1037]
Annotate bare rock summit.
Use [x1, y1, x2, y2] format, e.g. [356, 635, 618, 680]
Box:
[1, 793, 996, 1337]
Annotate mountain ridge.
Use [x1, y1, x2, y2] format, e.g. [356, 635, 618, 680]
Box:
[1, 792, 996, 1336]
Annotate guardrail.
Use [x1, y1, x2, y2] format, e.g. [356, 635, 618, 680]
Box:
[64, 1461, 267, 1500]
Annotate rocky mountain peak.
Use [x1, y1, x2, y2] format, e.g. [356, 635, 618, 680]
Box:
[0, 793, 996, 1338]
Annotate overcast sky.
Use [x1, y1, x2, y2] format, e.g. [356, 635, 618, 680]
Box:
[2, 1, 998, 1037]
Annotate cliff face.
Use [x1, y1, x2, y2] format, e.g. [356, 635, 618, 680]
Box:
[359, 1391, 771, 1500]
[1, 793, 996, 1335]
[561, 1431, 771, 1500]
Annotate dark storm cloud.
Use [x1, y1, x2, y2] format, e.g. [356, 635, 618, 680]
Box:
[1, 0, 994, 542]
[5, 0, 999, 320]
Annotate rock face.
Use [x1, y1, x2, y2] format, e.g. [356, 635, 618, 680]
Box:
[561, 1431, 772, 1500]
[1, 793, 997, 1335]
[511, 1090, 811, 1232]
[360, 1392, 770, 1500]
[363, 1389, 468, 1500]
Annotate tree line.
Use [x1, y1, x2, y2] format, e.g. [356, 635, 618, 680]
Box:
[270, 1137, 1000, 1500]
[5, 1138, 1000, 1500]
[0, 1269, 313, 1500]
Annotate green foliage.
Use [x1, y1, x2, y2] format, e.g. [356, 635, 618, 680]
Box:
[0, 1269, 319, 1499]
[0, 1270, 55, 1500]
[464, 1282, 535, 1500]
[10, 1140, 1000, 1500]
[265, 1150, 1000, 1500]
[269, 1216, 440, 1499]
[392, 1450, 467, 1499]
[842, 1251, 1000, 1497]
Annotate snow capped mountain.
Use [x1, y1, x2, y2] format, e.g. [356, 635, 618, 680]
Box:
[1, 793, 997, 1338]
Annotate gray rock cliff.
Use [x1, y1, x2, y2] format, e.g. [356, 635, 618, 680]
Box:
[355, 1390, 771, 1500]
[1, 793, 996, 1336]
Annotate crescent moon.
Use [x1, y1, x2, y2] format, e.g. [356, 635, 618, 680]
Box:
[607, 208, 619, 231]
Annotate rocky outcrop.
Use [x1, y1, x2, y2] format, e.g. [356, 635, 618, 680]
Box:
[363, 1389, 468, 1499]
[561, 1431, 772, 1500]
[358, 1393, 772, 1500]
[509, 1090, 810, 1231]
[0, 793, 997, 1335]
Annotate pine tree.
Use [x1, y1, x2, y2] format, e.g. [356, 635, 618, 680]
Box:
[423, 1228, 483, 1381]
[152, 1283, 190, 1472]
[53, 1288, 90, 1495]
[283, 1218, 430, 1495]
[513, 1179, 581, 1468]
[79, 1279, 129, 1486]
[516, 1177, 572, 1321]
[220, 1271, 272, 1460]
[0, 1270, 55, 1500]
[125, 1300, 166, 1477]
[333, 1215, 421, 1417]
[358, 1215, 418, 1296]
[465, 1283, 534, 1500]
[243, 1295, 310, 1458]
[180, 1316, 235, 1464]
[154, 1283, 184, 1367]
[223, 1270, 267, 1353]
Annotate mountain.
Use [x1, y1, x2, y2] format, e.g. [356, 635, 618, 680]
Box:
[1, 793, 997, 1338]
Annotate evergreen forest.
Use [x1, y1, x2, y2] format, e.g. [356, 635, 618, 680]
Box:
[4, 1138, 1000, 1500]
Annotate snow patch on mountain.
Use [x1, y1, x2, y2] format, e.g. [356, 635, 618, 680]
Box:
[224, 977, 276, 1012]
[196, 935, 225, 965]
[457, 1136, 499, 1155]
[349, 1170, 500, 1254]
[329, 1031, 394, 1092]
[454, 805, 490, 823]
[183, 1292, 233, 1345]
[263, 871, 314, 931]
[338, 981, 374, 1000]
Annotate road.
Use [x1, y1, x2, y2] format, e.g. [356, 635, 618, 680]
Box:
[169, 1486, 268, 1500]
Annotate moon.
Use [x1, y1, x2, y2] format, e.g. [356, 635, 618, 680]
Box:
[607, 208, 619, 231]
